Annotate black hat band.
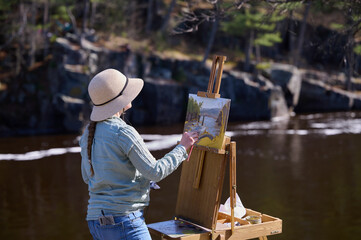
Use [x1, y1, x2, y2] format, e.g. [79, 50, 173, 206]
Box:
[93, 77, 129, 106]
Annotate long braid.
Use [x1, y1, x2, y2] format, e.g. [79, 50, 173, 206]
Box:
[122, 108, 126, 121]
[87, 121, 97, 176]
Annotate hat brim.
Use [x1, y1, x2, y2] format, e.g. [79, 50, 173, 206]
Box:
[90, 78, 144, 121]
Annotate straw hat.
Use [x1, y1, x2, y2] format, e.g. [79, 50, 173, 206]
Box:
[88, 69, 144, 121]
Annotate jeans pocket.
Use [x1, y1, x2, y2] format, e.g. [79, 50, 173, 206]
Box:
[130, 216, 145, 230]
[97, 221, 126, 240]
[98, 221, 122, 229]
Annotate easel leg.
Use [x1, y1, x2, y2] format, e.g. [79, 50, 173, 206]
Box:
[229, 142, 237, 234]
[259, 236, 268, 240]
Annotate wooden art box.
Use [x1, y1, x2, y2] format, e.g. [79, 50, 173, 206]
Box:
[147, 142, 282, 240]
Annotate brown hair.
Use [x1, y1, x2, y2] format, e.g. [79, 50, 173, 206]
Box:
[87, 121, 97, 176]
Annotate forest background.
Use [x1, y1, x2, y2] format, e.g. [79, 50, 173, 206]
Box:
[1, 0, 361, 136]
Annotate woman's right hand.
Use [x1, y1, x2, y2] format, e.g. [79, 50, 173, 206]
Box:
[179, 131, 199, 150]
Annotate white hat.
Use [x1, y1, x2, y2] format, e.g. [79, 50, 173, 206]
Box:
[88, 69, 144, 121]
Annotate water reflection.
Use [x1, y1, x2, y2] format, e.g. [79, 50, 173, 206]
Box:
[1, 112, 361, 239]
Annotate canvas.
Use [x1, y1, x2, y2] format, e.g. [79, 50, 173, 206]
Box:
[184, 94, 231, 149]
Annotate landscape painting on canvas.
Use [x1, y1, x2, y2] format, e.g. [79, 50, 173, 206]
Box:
[183, 94, 231, 149]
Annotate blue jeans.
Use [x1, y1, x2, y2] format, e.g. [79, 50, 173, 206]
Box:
[87, 210, 152, 240]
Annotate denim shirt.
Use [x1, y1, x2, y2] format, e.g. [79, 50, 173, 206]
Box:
[80, 117, 188, 220]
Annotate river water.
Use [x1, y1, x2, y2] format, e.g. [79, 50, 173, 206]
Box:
[1, 112, 361, 239]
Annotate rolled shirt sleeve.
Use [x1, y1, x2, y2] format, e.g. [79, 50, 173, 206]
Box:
[119, 125, 188, 182]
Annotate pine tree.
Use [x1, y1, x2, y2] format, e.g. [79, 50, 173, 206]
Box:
[325, 1, 361, 90]
[221, 5, 284, 71]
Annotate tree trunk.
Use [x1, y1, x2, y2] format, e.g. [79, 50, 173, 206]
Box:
[145, 0, 154, 33]
[130, 1, 137, 37]
[293, 1, 311, 67]
[202, 18, 219, 64]
[29, 1, 37, 67]
[66, 7, 79, 36]
[15, 43, 22, 76]
[255, 44, 261, 64]
[355, 55, 360, 75]
[244, 30, 254, 72]
[43, 0, 49, 58]
[16, 3, 28, 75]
[202, 2, 221, 64]
[288, 10, 296, 64]
[160, 0, 177, 32]
[254, 39, 261, 77]
[345, 34, 354, 91]
[90, 1, 98, 29]
[82, 0, 90, 33]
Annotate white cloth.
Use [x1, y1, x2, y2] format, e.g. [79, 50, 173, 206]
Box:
[219, 193, 246, 218]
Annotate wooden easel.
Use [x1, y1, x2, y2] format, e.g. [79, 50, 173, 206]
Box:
[192, 55, 228, 190]
[175, 55, 230, 230]
[148, 55, 282, 240]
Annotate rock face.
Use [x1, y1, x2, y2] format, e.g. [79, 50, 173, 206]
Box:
[53, 94, 86, 132]
[128, 78, 187, 125]
[295, 78, 358, 113]
[268, 65, 361, 114]
[292, 69, 361, 113]
[221, 71, 288, 121]
[0, 34, 292, 137]
[2, 35, 361, 137]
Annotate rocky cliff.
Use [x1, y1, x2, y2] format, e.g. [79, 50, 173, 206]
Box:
[1, 36, 361, 137]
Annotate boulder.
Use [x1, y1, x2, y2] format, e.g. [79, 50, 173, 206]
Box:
[269, 86, 290, 121]
[269, 63, 302, 110]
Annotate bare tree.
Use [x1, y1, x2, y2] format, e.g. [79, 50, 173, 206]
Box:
[145, 0, 155, 33]
[293, 1, 311, 67]
[172, 0, 249, 64]
[288, 9, 296, 63]
[66, 6, 80, 36]
[16, 3, 29, 75]
[160, 0, 177, 32]
[29, 1, 37, 67]
[202, 2, 220, 64]
[42, 0, 50, 58]
[82, 0, 90, 33]
[89, 0, 98, 29]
